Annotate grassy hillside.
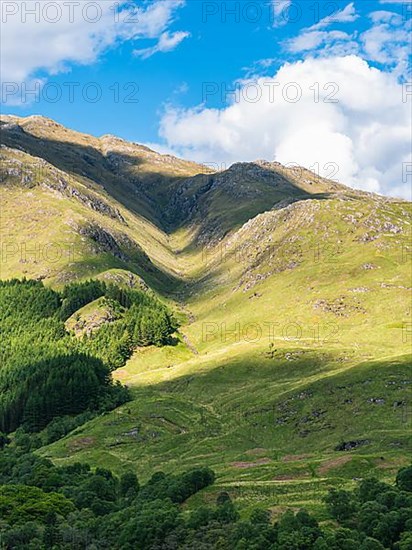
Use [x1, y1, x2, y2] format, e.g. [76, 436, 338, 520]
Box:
[1, 115, 411, 517]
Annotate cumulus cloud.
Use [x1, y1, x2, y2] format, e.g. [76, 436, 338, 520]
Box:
[159, 56, 411, 199]
[1, 0, 187, 82]
[134, 30, 190, 59]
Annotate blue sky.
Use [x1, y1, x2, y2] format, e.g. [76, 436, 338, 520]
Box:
[1, 1, 411, 197]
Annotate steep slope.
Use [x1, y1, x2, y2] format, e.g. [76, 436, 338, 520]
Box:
[0, 127, 186, 290]
[167, 160, 349, 245]
[1, 115, 411, 516]
[0, 114, 206, 229]
[1, 114, 350, 287]
[1, 115, 349, 239]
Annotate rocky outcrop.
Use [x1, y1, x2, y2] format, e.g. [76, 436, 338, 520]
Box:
[335, 440, 370, 451]
[78, 223, 148, 265]
[0, 146, 125, 223]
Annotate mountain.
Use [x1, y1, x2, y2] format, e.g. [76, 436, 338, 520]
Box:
[1, 115, 411, 515]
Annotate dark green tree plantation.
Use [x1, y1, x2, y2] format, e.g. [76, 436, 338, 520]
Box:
[0, 279, 177, 433]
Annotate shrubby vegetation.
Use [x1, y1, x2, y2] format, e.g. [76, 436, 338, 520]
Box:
[0, 438, 411, 549]
[0, 279, 177, 433]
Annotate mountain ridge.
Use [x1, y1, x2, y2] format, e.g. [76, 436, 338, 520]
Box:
[1, 115, 411, 516]
[2, 114, 389, 227]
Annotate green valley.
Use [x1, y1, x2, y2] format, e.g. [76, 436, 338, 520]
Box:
[0, 115, 411, 548]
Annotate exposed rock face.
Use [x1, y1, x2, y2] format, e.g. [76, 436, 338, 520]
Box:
[67, 297, 119, 337]
[44, 174, 125, 223]
[79, 223, 126, 260]
[99, 270, 148, 292]
[78, 223, 149, 267]
[0, 145, 125, 222]
[314, 296, 367, 317]
[335, 440, 370, 451]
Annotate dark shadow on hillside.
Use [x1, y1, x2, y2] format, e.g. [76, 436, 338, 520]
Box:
[163, 164, 336, 256]
[0, 120, 190, 231]
[1, 122, 336, 237]
[1, 121, 339, 298]
[0, 123, 194, 294]
[129, 352, 412, 455]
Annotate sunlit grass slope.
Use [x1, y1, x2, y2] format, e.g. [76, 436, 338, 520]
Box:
[1, 115, 410, 515]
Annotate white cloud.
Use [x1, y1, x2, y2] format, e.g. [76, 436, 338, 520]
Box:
[284, 2, 360, 59]
[284, 3, 359, 59]
[360, 22, 411, 78]
[284, 4, 411, 80]
[310, 2, 359, 30]
[242, 59, 278, 80]
[272, 0, 292, 27]
[287, 30, 357, 54]
[159, 56, 412, 199]
[287, 31, 328, 52]
[369, 10, 403, 23]
[134, 30, 190, 59]
[272, 0, 292, 16]
[1, 0, 187, 82]
[173, 82, 189, 95]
